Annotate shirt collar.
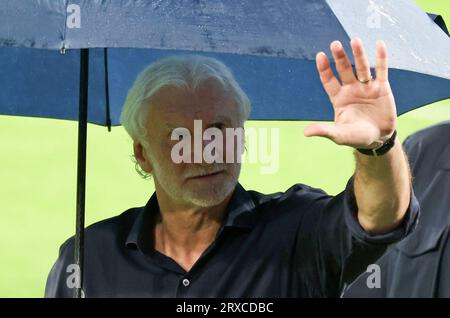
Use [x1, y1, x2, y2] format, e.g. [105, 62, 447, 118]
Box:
[125, 182, 257, 251]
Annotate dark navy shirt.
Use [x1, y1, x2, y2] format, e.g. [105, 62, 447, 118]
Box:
[45, 177, 419, 298]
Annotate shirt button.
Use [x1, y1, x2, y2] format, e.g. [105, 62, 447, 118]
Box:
[182, 278, 190, 287]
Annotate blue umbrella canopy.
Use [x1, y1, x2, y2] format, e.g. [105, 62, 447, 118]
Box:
[0, 0, 449, 298]
[1, 0, 449, 124]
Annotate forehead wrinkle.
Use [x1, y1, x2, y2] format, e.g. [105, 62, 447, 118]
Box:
[149, 85, 239, 128]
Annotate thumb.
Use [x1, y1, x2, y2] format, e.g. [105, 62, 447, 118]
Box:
[304, 123, 339, 142]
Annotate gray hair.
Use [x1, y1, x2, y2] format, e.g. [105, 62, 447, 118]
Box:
[121, 55, 251, 145]
[120, 55, 252, 178]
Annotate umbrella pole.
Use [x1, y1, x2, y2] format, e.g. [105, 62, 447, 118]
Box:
[74, 48, 89, 298]
[104, 48, 112, 131]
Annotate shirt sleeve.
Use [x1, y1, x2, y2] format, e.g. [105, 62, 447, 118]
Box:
[293, 176, 419, 297]
[44, 237, 76, 298]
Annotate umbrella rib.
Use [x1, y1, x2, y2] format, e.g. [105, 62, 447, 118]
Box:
[60, 0, 69, 53]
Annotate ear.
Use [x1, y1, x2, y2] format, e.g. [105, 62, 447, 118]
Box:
[133, 141, 153, 174]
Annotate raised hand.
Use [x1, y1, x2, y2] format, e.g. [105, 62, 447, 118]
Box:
[304, 38, 396, 150]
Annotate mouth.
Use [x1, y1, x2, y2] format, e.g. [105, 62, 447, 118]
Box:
[187, 170, 225, 180]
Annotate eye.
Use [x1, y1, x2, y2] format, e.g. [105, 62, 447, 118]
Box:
[211, 123, 225, 130]
[170, 128, 189, 140]
[169, 133, 182, 140]
[171, 131, 182, 139]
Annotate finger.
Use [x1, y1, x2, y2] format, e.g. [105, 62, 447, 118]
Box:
[316, 52, 341, 98]
[330, 40, 357, 85]
[304, 123, 339, 143]
[351, 37, 372, 82]
[375, 40, 389, 82]
[304, 123, 358, 146]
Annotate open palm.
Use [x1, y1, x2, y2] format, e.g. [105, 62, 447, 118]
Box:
[305, 38, 397, 149]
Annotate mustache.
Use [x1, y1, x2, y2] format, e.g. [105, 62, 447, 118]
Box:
[184, 164, 227, 178]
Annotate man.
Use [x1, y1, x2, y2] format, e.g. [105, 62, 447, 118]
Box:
[343, 121, 450, 298]
[45, 38, 418, 297]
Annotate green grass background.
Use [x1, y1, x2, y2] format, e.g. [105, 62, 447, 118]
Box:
[0, 0, 448, 297]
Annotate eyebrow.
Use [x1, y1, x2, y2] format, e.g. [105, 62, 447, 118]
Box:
[208, 116, 232, 127]
[165, 116, 233, 129]
[165, 123, 178, 129]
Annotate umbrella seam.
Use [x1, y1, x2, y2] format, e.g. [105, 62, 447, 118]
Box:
[61, 0, 69, 52]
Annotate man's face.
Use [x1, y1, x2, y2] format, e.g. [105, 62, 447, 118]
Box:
[137, 80, 243, 208]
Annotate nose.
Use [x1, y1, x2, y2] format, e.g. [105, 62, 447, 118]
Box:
[189, 129, 225, 164]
